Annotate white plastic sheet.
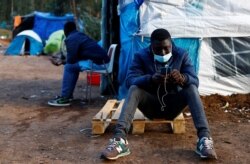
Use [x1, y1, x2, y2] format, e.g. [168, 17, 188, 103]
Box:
[138, 0, 250, 38]
[199, 38, 250, 95]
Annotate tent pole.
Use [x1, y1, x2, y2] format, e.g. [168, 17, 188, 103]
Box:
[101, 0, 108, 51]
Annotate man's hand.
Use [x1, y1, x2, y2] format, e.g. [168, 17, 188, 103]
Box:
[152, 73, 168, 84]
[49, 53, 66, 66]
[169, 69, 185, 85]
[50, 57, 63, 66]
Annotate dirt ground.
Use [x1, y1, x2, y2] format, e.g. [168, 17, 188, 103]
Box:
[0, 54, 249, 164]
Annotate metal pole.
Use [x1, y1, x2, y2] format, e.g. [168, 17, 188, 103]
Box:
[101, 0, 108, 50]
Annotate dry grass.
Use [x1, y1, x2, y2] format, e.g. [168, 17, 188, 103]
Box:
[0, 28, 12, 39]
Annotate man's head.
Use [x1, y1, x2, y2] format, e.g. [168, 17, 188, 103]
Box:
[151, 28, 172, 56]
[64, 21, 77, 37]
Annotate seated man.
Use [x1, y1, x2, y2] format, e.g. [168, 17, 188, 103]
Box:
[101, 29, 217, 160]
[48, 21, 109, 106]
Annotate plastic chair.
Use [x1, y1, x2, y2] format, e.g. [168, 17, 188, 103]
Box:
[85, 44, 118, 101]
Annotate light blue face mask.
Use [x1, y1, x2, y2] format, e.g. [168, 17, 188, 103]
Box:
[154, 52, 172, 63]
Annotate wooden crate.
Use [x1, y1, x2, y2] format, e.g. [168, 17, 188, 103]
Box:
[92, 99, 185, 134]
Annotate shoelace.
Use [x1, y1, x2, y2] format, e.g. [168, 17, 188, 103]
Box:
[107, 139, 119, 151]
[203, 138, 214, 150]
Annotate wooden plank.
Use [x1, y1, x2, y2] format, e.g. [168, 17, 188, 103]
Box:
[171, 113, 185, 134]
[92, 121, 110, 134]
[92, 99, 117, 120]
[132, 121, 145, 134]
[132, 109, 146, 134]
[133, 113, 185, 134]
[133, 109, 146, 120]
[174, 113, 184, 120]
[92, 99, 117, 134]
[111, 99, 124, 121]
[144, 113, 185, 124]
[145, 119, 172, 123]
[92, 99, 186, 134]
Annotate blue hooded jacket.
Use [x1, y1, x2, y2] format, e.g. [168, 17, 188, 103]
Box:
[65, 30, 109, 65]
[126, 43, 199, 94]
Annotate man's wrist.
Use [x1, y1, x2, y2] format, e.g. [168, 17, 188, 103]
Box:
[180, 74, 186, 85]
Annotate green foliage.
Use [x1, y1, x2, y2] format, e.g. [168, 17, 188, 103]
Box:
[80, 11, 101, 41]
[0, 0, 102, 40]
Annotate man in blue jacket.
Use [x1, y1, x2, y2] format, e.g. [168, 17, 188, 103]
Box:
[101, 29, 217, 160]
[48, 21, 109, 106]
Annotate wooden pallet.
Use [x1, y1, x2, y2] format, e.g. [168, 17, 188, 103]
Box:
[92, 99, 185, 134]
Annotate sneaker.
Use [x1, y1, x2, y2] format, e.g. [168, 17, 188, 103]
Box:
[195, 137, 217, 159]
[101, 137, 130, 160]
[48, 96, 71, 107]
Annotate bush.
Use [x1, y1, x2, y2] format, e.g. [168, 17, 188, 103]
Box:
[79, 11, 101, 41]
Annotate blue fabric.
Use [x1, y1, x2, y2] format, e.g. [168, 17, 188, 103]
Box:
[65, 30, 109, 64]
[78, 60, 107, 71]
[118, 2, 149, 99]
[33, 12, 74, 41]
[28, 37, 44, 56]
[5, 36, 25, 55]
[134, 0, 144, 8]
[61, 63, 81, 98]
[173, 38, 201, 74]
[5, 35, 43, 56]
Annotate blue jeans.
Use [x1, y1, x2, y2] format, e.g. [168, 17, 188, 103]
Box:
[114, 85, 210, 139]
[61, 60, 106, 98]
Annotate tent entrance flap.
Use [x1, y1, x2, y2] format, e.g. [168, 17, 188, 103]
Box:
[24, 38, 30, 54]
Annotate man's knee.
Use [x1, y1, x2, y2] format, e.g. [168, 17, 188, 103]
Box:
[184, 84, 198, 91]
[182, 84, 199, 96]
[127, 85, 142, 97]
[64, 63, 81, 72]
[187, 84, 198, 91]
[64, 63, 73, 70]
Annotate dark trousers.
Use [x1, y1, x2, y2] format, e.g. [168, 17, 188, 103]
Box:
[114, 84, 210, 139]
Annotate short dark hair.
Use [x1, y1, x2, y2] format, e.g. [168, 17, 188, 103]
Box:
[64, 21, 76, 36]
[150, 28, 171, 42]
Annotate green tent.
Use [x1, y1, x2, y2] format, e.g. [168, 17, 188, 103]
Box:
[44, 30, 65, 55]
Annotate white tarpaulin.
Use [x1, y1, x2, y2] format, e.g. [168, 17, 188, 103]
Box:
[138, 0, 250, 38]
[199, 38, 250, 95]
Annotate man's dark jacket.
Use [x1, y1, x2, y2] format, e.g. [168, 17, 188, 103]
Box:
[126, 43, 199, 94]
[65, 30, 109, 65]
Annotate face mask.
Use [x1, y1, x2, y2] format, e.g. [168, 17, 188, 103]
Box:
[154, 52, 172, 63]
